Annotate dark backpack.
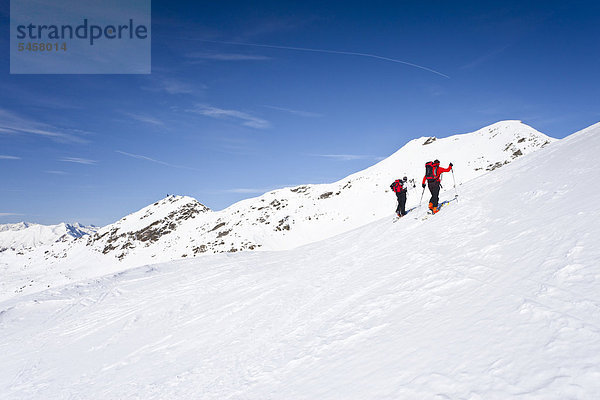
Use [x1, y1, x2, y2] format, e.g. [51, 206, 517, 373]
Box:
[425, 161, 437, 181]
[390, 180, 404, 193]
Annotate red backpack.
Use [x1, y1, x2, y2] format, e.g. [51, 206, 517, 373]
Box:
[390, 179, 404, 193]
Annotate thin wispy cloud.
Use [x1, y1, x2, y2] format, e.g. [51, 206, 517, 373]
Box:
[0, 155, 21, 160]
[310, 154, 384, 161]
[142, 77, 199, 95]
[187, 52, 271, 61]
[116, 150, 199, 171]
[60, 157, 97, 165]
[123, 112, 164, 126]
[189, 104, 270, 129]
[189, 39, 450, 78]
[460, 44, 511, 70]
[160, 79, 195, 94]
[0, 212, 24, 216]
[0, 108, 88, 144]
[44, 170, 69, 175]
[264, 105, 323, 118]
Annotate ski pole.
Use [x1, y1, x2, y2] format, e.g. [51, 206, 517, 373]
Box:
[452, 168, 458, 201]
[418, 185, 425, 215]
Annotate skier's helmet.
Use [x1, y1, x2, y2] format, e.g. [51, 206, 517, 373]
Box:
[402, 176, 407, 182]
[434, 159, 440, 164]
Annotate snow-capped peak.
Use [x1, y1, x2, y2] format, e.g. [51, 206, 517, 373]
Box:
[94, 195, 210, 237]
[87, 195, 211, 260]
[368, 120, 552, 179]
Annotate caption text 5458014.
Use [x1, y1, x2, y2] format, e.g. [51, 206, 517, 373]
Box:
[17, 42, 67, 52]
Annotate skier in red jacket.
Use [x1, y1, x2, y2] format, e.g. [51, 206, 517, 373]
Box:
[422, 159, 453, 214]
[390, 176, 408, 217]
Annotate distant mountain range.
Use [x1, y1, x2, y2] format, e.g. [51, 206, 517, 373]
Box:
[0, 222, 97, 253]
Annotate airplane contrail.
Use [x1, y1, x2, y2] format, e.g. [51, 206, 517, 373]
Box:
[188, 39, 450, 79]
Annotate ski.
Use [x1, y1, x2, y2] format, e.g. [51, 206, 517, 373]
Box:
[419, 197, 456, 220]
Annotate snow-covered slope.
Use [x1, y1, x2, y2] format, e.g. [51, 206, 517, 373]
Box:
[0, 122, 598, 399]
[0, 222, 96, 252]
[0, 121, 554, 300]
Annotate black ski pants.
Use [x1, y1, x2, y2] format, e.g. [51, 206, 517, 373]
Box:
[395, 191, 407, 215]
[427, 180, 440, 208]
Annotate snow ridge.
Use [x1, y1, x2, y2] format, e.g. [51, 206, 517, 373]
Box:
[0, 120, 554, 299]
[85, 120, 553, 260]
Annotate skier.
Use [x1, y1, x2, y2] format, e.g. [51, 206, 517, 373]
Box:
[390, 176, 408, 217]
[422, 160, 453, 214]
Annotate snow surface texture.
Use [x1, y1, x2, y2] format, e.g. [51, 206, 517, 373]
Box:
[1, 122, 599, 398]
[0, 121, 553, 300]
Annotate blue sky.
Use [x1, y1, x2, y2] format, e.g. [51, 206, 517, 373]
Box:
[1, 0, 599, 225]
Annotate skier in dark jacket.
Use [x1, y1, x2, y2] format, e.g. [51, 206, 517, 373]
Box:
[422, 160, 452, 214]
[390, 177, 408, 217]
